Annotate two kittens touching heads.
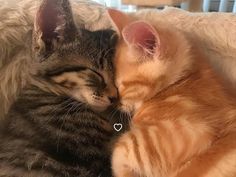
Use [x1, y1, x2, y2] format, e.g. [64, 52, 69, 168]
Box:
[0, 0, 236, 177]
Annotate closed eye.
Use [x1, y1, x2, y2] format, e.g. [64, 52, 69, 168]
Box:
[86, 69, 106, 89]
[46, 66, 106, 91]
[89, 69, 104, 83]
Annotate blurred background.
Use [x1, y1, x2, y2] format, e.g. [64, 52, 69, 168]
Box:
[93, 0, 236, 12]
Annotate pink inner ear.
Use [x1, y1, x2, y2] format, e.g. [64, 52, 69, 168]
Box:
[37, 0, 59, 41]
[122, 21, 159, 55]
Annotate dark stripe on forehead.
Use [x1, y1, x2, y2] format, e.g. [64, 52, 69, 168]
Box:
[45, 66, 87, 77]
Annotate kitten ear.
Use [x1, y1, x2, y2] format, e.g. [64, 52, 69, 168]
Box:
[107, 9, 131, 36]
[33, 0, 78, 61]
[122, 21, 161, 58]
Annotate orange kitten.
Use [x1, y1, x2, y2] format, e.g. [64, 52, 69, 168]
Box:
[108, 9, 236, 177]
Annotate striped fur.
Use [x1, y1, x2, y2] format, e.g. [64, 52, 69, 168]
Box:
[0, 0, 112, 120]
[108, 10, 236, 177]
[0, 1, 130, 177]
[0, 86, 113, 177]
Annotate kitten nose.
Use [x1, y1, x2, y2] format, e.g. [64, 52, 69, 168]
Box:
[108, 96, 118, 104]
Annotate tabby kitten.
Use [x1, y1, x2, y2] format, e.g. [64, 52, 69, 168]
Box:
[108, 9, 236, 177]
[0, 1, 128, 177]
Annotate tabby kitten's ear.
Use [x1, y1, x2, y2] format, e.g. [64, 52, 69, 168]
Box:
[33, 0, 78, 61]
[122, 21, 161, 58]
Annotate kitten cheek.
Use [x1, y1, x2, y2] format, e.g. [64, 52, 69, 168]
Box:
[81, 90, 110, 111]
[71, 91, 86, 103]
[71, 89, 95, 107]
[90, 97, 111, 112]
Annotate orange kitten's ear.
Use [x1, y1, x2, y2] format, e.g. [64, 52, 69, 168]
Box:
[107, 9, 131, 36]
[122, 21, 161, 58]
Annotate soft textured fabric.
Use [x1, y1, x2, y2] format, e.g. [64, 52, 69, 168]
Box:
[122, 0, 203, 12]
[122, 0, 186, 6]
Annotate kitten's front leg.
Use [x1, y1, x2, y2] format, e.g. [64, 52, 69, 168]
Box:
[112, 130, 145, 177]
[112, 119, 214, 177]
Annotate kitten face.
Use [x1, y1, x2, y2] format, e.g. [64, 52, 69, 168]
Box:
[40, 31, 118, 111]
[41, 30, 118, 111]
[31, 0, 118, 111]
[108, 9, 192, 114]
[114, 41, 162, 114]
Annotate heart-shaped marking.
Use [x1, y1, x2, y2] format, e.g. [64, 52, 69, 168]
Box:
[113, 123, 123, 132]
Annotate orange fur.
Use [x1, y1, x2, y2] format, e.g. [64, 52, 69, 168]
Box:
[108, 9, 236, 177]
